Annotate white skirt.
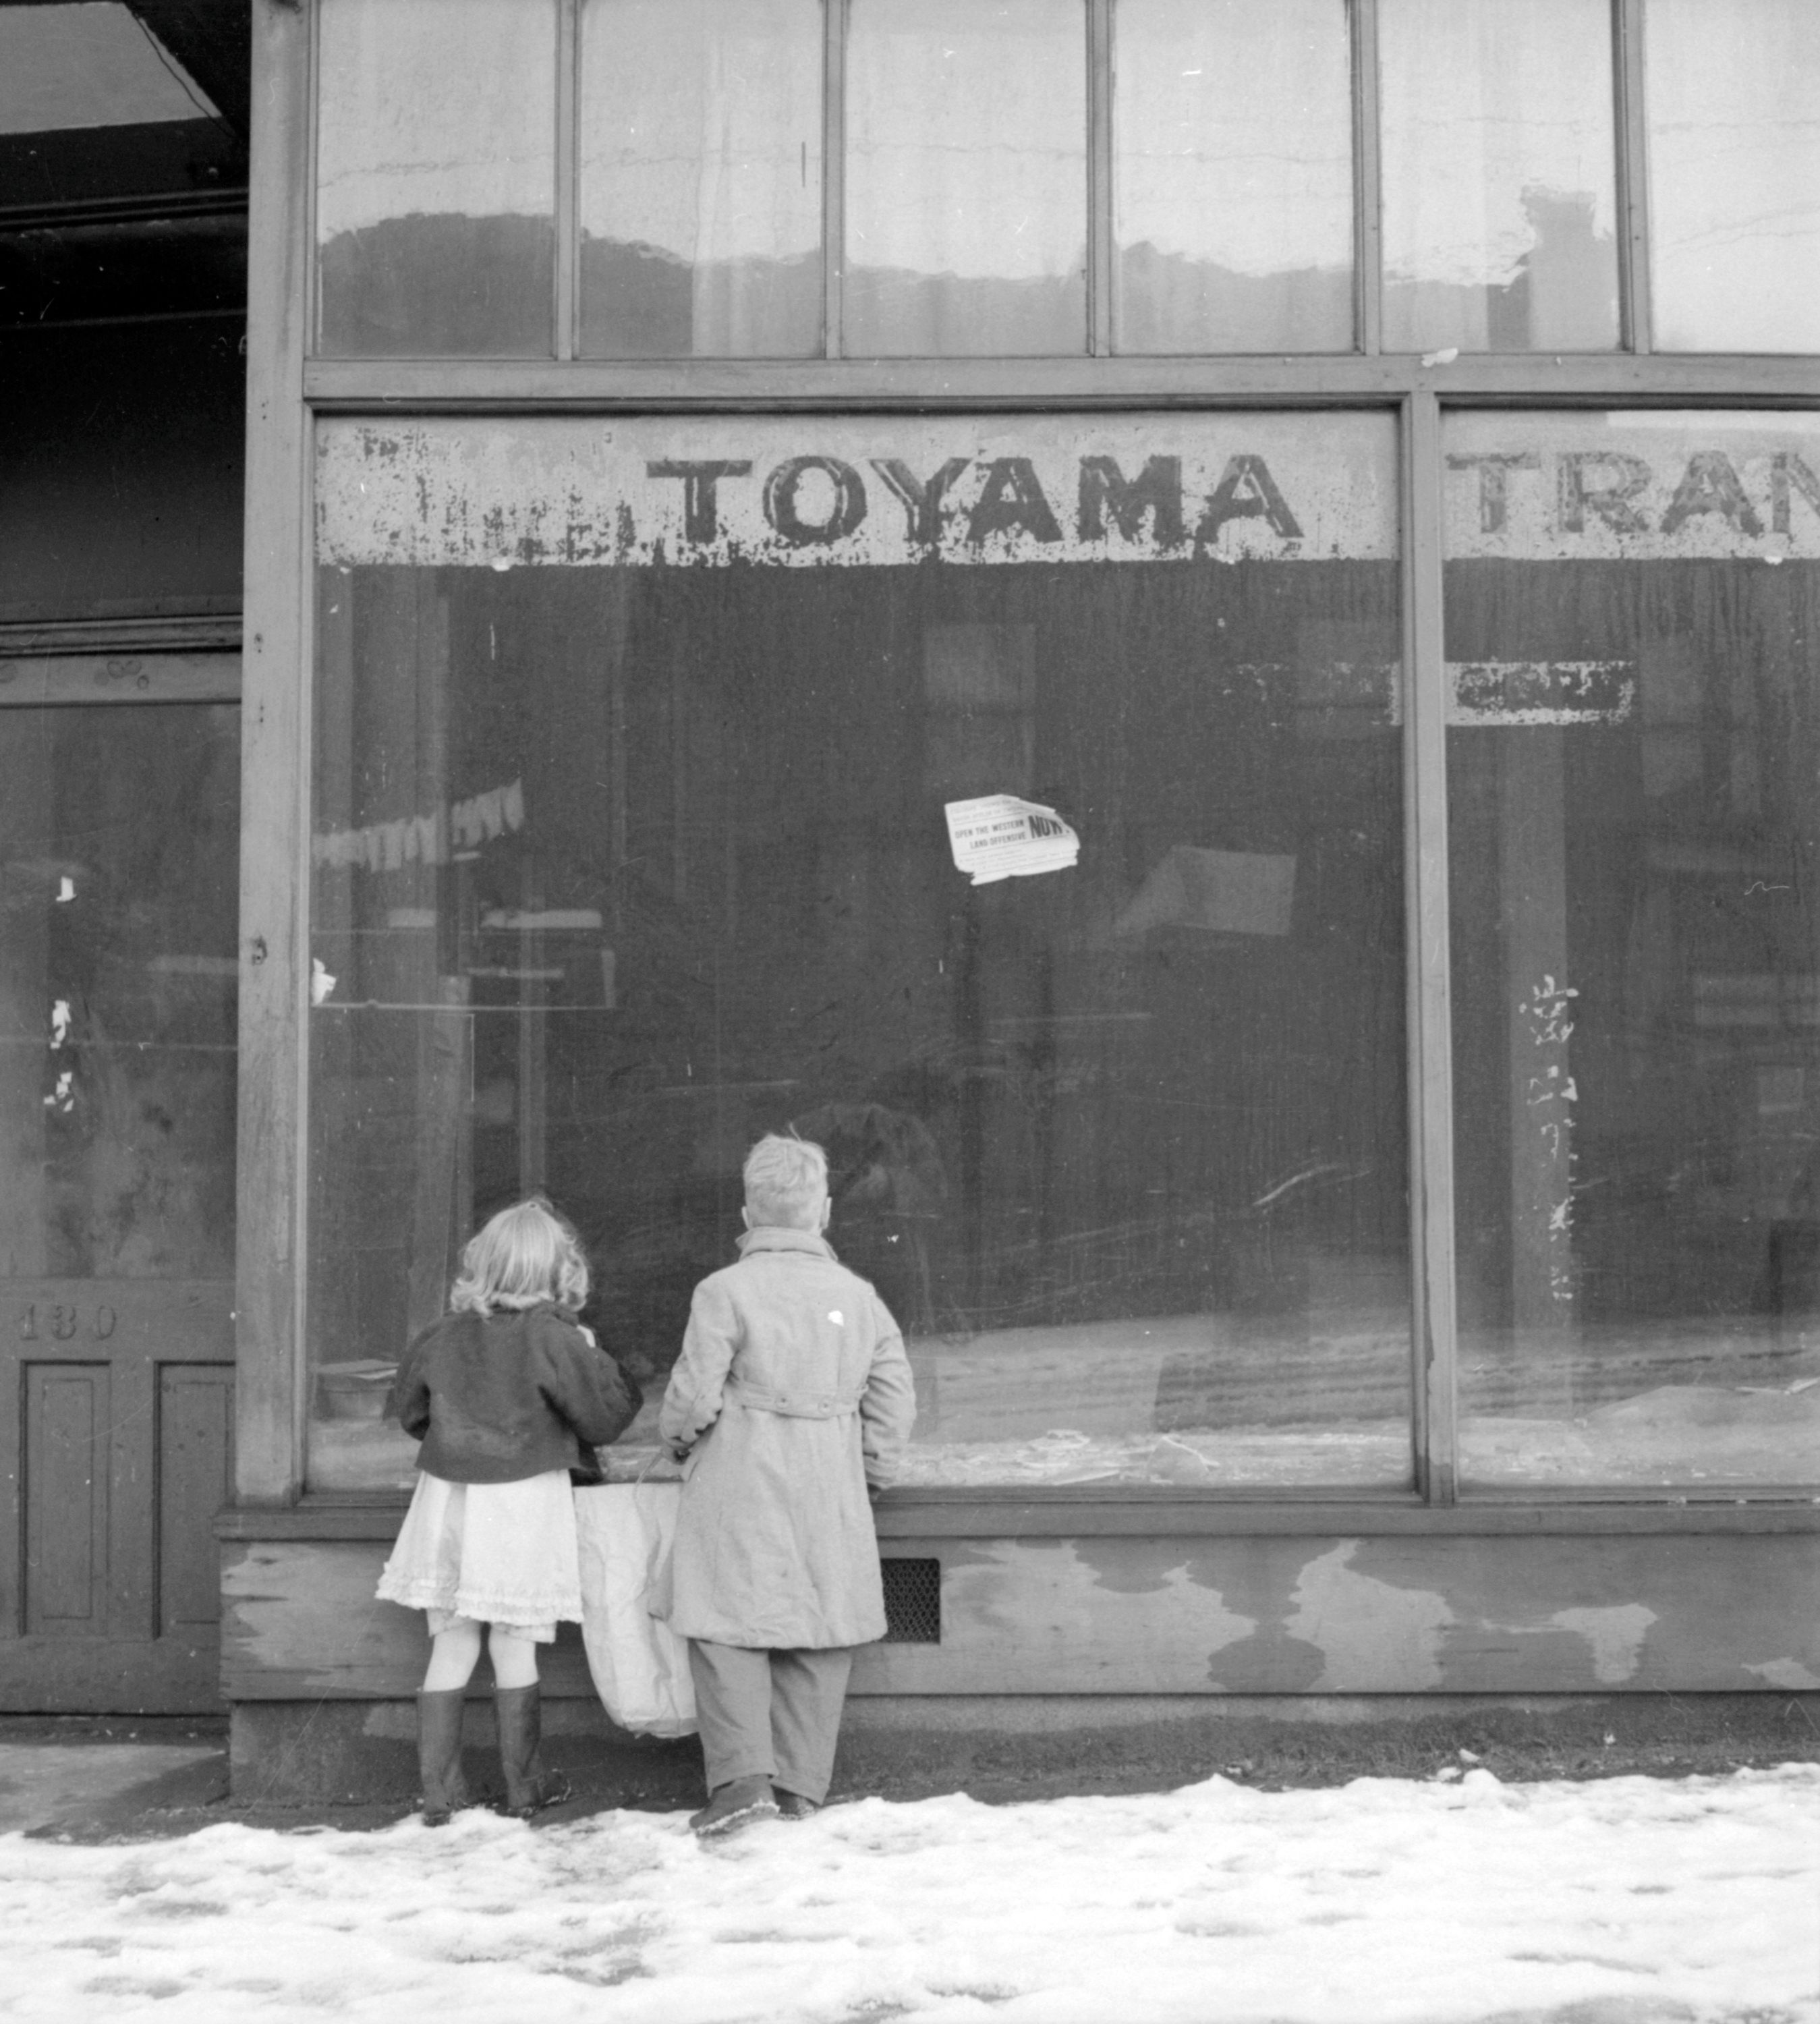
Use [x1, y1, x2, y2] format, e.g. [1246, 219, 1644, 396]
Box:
[376, 1469, 581, 1641]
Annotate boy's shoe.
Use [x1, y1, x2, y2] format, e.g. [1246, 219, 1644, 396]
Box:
[774, 1791, 820, 1821]
[689, 1775, 779, 1838]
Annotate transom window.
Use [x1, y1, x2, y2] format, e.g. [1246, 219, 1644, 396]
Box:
[312, 0, 1820, 360]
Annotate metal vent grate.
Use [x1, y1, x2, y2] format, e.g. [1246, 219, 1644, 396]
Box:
[880, 1557, 942, 1643]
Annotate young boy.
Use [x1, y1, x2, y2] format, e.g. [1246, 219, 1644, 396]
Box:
[658, 1133, 916, 1837]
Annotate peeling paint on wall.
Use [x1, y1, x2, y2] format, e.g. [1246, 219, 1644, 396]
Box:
[1743, 1658, 1820, 1691]
[222, 1535, 1820, 1703]
[1285, 1543, 1454, 1691]
[1547, 1605, 1657, 1685]
[941, 1540, 1258, 1672]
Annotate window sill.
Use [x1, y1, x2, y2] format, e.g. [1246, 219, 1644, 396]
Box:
[217, 1486, 1820, 1542]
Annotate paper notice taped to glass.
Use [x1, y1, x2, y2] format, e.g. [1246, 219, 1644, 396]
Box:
[944, 795, 1081, 886]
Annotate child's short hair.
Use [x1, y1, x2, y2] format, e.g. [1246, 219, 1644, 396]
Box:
[450, 1197, 590, 1315]
[743, 1133, 828, 1229]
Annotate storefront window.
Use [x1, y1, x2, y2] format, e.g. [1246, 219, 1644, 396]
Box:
[578, 0, 823, 358]
[1112, 0, 1352, 355]
[1380, 0, 1618, 355]
[1645, 0, 1820, 353]
[1446, 414, 1820, 1486]
[315, 0, 557, 357]
[0, 704, 239, 1279]
[307, 414, 1410, 1490]
[844, 0, 1087, 356]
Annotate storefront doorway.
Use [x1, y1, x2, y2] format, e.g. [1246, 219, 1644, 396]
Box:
[0, 663, 239, 1712]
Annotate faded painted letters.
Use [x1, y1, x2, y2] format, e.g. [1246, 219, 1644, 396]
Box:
[318, 416, 1820, 569]
[1446, 416, 1820, 559]
[315, 416, 1396, 567]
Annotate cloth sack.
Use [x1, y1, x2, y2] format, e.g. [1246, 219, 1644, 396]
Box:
[573, 1479, 698, 1739]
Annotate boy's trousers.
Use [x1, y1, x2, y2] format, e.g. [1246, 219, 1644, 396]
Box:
[688, 1639, 855, 1804]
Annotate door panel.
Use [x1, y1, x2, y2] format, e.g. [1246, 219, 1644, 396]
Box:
[1, 695, 238, 1710]
[24, 1362, 109, 1634]
[158, 1364, 235, 1636]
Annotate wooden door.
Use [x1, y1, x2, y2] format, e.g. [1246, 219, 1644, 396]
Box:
[0, 673, 239, 1711]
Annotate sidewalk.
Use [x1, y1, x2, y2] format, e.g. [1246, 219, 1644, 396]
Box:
[4, 1693, 1817, 1843]
[0, 1719, 229, 1842]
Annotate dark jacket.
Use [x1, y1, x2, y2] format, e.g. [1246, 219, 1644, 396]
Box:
[387, 1303, 641, 1485]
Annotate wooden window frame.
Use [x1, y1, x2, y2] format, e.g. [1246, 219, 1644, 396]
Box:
[237, 0, 1820, 1525]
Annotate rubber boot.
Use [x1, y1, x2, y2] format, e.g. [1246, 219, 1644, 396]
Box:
[416, 1688, 472, 1826]
[494, 1682, 571, 1819]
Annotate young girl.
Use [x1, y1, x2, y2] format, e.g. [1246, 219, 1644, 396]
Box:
[378, 1197, 640, 1824]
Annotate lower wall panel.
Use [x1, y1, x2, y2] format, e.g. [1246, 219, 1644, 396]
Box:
[220, 1531, 1820, 1700]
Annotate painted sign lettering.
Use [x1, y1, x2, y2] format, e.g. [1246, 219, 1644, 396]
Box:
[316, 416, 1395, 568]
[1445, 417, 1820, 559]
[317, 416, 1820, 569]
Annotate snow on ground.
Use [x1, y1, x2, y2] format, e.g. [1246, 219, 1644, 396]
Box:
[1, 1767, 1815, 2024]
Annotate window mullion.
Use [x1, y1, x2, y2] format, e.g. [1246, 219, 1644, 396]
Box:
[1614, 0, 1653, 352]
[824, 0, 847, 358]
[1402, 388, 1458, 1503]
[1353, 0, 1383, 354]
[555, 0, 579, 361]
[1088, 0, 1113, 357]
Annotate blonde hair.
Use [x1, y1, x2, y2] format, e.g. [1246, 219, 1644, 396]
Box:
[450, 1198, 590, 1315]
[743, 1133, 828, 1230]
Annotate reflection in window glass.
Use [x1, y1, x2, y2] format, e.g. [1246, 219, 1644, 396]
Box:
[315, 0, 556, 357]
[579, 0, 822, 358]
[1446, 414, 1820, 1486]
[1380, 0, 1618, 354]
[845, 0, 1087, 356]
[1113, 0, 1352, 354]
[0, 706, 239, 1278]
[307, 416, 1409, 1491]
[1646, 0, 1820, 352]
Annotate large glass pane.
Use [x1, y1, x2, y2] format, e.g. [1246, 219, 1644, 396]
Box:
[1, 323, 243, 625]
[1113, 0, 1353, 354]
[579, 0, 823, 358]
[1646, 0, 1820, 352]
[1380, 0, 1618, 354]
[1446, 414, 1820, 1487]
[845, 0, 1086, 356]
[309, 415, 1409, 1491]
[315, 0, 556, 357]
[0, 704, 239, 1279]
